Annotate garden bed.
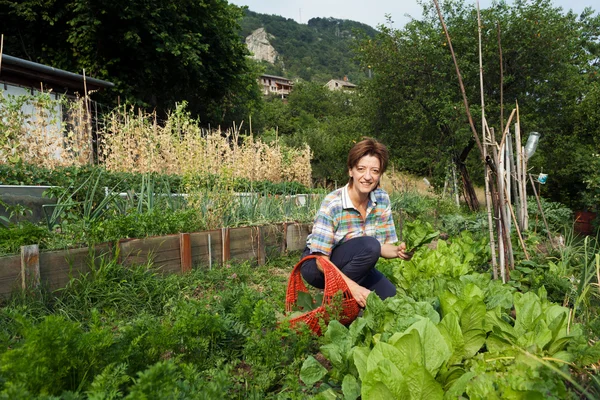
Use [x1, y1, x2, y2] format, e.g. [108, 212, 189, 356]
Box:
[0, 222, 312, 299]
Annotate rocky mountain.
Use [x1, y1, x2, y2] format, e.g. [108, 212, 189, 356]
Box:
[245, 27, 279, 64]
[239, 10, 378, 84]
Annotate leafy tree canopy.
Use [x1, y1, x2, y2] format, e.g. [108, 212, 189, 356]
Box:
[0, 0, 261, 126]
[356, 0, 600, 207]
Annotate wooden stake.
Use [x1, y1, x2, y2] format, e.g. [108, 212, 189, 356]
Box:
[476, 6, 499, 278]
[179, 233, 192, 273]
[21, 245, 40, 290]
[503, 185, 530, 260]
[222, 227, 230, 263]
[432, 0, 485, 161]
[498, 23, 504, 135]
[529, 174, 553, 244]
[514, 105, 524, 230]
[208, 233, 212, 270]
[0, 34, 4, 74]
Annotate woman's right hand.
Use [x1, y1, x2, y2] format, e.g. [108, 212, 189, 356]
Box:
[349, 283, 371, 308]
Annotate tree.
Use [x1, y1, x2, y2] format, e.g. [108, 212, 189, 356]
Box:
[355, 0, 600, 207]
[0, 0, 260, 126]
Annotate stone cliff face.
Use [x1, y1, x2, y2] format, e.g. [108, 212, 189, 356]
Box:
[245, 27, 278, 64]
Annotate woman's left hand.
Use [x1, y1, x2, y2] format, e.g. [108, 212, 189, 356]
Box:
[397, 242, 413, 261]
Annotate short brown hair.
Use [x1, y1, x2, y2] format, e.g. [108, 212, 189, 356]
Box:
[347, 137, 389, 174]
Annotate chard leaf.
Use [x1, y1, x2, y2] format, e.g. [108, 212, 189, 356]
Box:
[352, 346, 370, 381]
[438, 313, 463, 363]
[404, 364, 444, 400]
[486, 333, 515, 354]
[460, 301, 487, 357]
[514, 292, 543, 336]
[349, 317, 368, 344]
[320, 343, 344, 371]
[548, 336, 571, 355]
[300, 356, 328, 387]
[342, 374, 360, 400]
[314, 389, 338, 400]
[388, 329, 424, 373]
[462, 283, 484, 302]
[440, 291, 463, 318]
[552, 350, 574, 363]
[402, 220, 440, 252]
[362, 359, 408, 400]
[463, 329, 486, 359]
[444, 371, 477, 399]
[406, 319, 452, 376]
[460, 300, 486, 333]
[484, 309, 514, 336]
[323, 320, 351, 359]
[368, 342, 405, 375]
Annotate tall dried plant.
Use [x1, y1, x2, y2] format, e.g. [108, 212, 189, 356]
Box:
[0, 91, 92, 167]
[1, 93, 312, 186]
[98, 102, 312, 186]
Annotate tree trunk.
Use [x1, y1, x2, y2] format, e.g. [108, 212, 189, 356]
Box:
[456, 139, 480, 211]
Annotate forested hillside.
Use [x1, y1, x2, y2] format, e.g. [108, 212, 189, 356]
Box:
[240, 10, 378, 83]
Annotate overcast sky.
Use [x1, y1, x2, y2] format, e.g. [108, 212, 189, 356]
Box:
[228, 0, 595, 29]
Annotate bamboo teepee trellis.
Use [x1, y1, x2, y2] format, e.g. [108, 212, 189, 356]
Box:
[433, 0, 535, 281]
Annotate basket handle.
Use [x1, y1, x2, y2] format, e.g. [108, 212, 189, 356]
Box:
[285, 255, 354, 313]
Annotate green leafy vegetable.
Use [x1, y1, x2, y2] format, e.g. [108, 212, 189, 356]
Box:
[300, 355, 328, 386]
[402, 220, 440, 253]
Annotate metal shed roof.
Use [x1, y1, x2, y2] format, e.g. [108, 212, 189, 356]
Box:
[0, 54, 114, 94]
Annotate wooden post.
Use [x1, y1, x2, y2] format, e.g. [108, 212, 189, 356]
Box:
[21, 245, 40, 290]
[207, 233, 213, 270]
[179, 233, 192, 273]
[257, 226, 266, 266]
[282, 223, 288, 254]
[221, 227, 230, 263]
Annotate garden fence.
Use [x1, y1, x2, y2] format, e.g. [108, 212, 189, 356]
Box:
[0, 222, 312, 299]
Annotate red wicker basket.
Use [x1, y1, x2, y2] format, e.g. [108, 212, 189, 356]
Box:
[285, 255, 360, 335]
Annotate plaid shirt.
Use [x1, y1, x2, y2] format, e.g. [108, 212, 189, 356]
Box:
[307, 184, 398, 256]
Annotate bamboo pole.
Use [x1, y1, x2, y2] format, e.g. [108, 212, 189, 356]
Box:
[500, 137, 515, 269]
[504, 136, 512, 233]
[498, 24, 504, 135]
[514, 103, 525, 231]
[432, 0, 485, 161]
[504, 185, 530, 260]
[82, 69, 93, 165]
[529, 173, 553, 244]
[495, 129, 515, 275]
[0, 34, 4, 73]
[477, 2, 498, 278]
[515, 104, 529, 231]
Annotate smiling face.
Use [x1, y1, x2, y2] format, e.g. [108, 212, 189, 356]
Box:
[349, 154, 381, 196]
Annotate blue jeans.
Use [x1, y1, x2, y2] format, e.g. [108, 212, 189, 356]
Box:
[300, 236, 397, 300]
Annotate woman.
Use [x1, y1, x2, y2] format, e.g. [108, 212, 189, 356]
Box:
[300, 138, 412, 308]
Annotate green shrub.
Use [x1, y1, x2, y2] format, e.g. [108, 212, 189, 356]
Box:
[0, 222, 51, 256]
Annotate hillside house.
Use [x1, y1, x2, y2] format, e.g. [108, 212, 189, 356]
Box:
[325, 76, 357, 91]
[259, 74, 293, 98]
